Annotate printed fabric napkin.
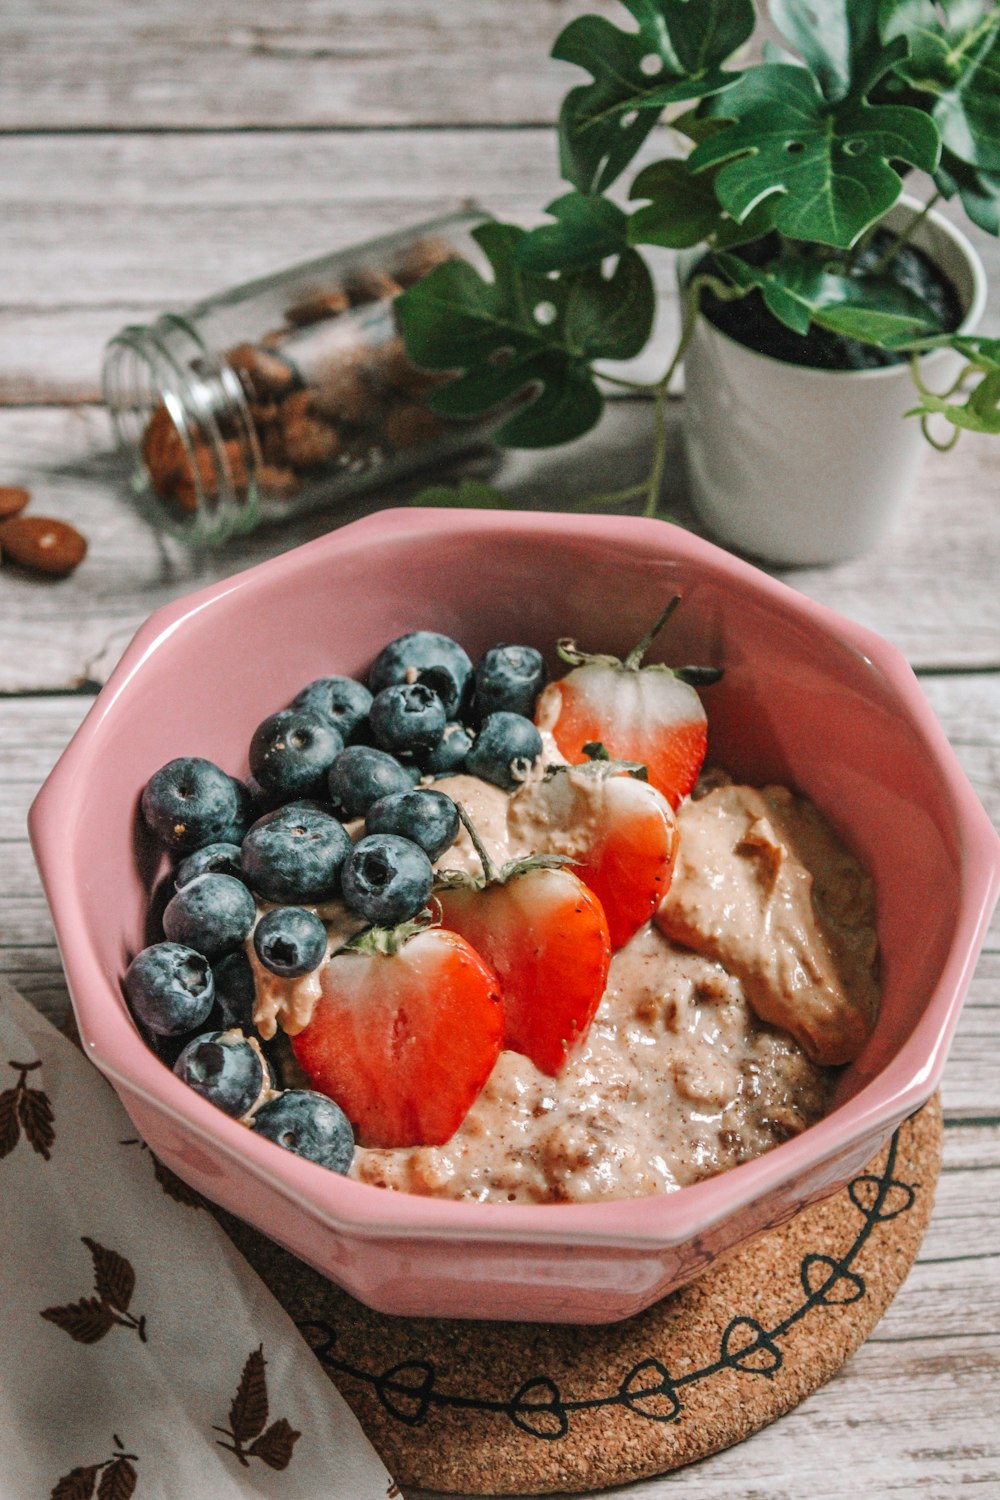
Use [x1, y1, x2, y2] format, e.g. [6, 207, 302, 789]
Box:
[0, 978, 397, 1500]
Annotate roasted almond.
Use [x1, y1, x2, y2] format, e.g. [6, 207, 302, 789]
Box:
[0, 485, 30, 519]
[0, 515, 87, 576]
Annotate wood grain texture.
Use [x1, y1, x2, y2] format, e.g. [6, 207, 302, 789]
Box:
[1, 2, 998, 1494]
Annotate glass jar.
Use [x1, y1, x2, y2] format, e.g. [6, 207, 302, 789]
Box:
[102, 209, 494, 545]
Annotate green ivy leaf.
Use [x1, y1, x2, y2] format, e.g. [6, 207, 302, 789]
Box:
[881, 0, 1000, 173]
[396, 221, 654, 449]
[691, 62, 941, 246]
[715, 250, 945, 342]
[516, 193, 629, 273]
[554, 0, 755, 193]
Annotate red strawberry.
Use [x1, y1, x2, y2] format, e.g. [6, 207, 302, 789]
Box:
[437, 816, 611, 1076]
[534, 598, 722, 809]
[290, 924, 504, 1148]
[509, 754, 678, 949]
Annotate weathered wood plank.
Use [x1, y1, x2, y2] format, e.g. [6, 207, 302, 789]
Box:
[0, 1, 601, 130]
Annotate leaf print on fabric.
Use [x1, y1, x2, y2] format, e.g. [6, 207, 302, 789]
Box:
[214, 1346, 302, 1471]
[0, 1057, 55, 1160]
[40, 1238, 147, 1344]
[120, 1134, 204, 1209]
[50, 1440, 138, 1500]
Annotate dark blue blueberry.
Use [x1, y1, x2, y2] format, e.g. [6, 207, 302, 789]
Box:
[241, 801, 352, 903]
[365, 788, 459, 861]
[369, 682, 446, 757]
[252, 1089, 354, 1173]
[473, 643, 548, 720]
[174, 1029, 268, 1118]
[175, 841, 243, 888]
[464, 711, 543, 791]
[327, 745, 420, 819]
[368, 630, 473, 718]
[162, 872, 256, 961]
[249, 708, 344, 802]
[141, 756, 240, 852]
[124, 941, 214, 1036]
[290, 675, 372, 741]
[341, 833, 434, 926]
[253, 906, 328, 977]
[216, 777, 257, 844]
[420, 721, 474, 774]
[211, 949, 257, 1029]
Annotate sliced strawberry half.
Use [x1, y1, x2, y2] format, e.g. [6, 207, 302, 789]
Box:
[291, 925, 504, 1148]
[510, 757, 678, 949]
[535, 597, 722, 809]
[437, 816, 611, 1076]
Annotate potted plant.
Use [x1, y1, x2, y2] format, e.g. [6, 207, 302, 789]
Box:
[396, 0, 1000, 566]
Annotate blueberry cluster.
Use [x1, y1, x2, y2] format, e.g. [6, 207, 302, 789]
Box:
[124, 629, 548, 1172]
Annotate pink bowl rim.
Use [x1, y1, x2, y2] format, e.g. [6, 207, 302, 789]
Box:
[29, 508, 1000, 1249]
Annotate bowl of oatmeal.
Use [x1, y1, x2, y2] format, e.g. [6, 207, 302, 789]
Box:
[29, 509, 1000, 1323]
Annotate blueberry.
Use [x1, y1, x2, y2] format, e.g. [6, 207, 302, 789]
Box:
[365, 788, 459, 860]
[211, 949, 257, 1029]
[341, 834, 434, 926]
[368, 630, 473, 718]
[465, 711, 543, 791]
[369, 682, 446, 757]
[141, 756, 240, 852]
[252, 1089, 354, 1173]
[124, 941, 215, 1036]
[327, 745, 420, 819]
[162, 872, 256, 961]
[217, 777, 257, 844]
[253, 906, 328, 978]
[249, 707, 344, 802]
[241, 801, 352, 903]
[174, 1029, 268, 1118]
[420, 721, 474, 775]
[474, 643, 547, 720]
[175, 841, 243, 888]
[290, 676, 373, 741]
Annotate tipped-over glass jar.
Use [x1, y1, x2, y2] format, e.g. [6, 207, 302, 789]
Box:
[103, 210, 494, 545]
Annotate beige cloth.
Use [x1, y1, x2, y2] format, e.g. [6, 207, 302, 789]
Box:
[0, 978, 396, 1500]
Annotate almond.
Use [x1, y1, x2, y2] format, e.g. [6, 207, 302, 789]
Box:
[0, 485, 30, 519]
[0, 515, 87, 576]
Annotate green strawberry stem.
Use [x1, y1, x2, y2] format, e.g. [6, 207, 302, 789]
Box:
[343, 908, 440, 957]
[442, 804, 575, 889]
[557, 597, 723, 683]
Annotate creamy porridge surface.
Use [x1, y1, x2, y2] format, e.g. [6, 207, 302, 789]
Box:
[250, 766, 880, 1204]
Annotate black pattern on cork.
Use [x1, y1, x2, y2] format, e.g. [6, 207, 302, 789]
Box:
[299, 1125, 918, 1442]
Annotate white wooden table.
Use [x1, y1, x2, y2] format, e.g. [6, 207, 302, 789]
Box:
[2, 5, 998, 1496]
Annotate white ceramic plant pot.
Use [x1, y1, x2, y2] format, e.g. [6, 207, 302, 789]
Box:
[680, 196, 987, 566]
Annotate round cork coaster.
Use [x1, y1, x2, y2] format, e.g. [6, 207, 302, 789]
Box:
[216, 1095, 942, 1497]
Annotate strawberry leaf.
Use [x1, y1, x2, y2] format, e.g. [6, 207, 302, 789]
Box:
[40, 1297, 116, 1344]
[248, 1418, 301, 1471]
[229, 1346, 269, 1443]
[553, 0, 755, 193]
[82, 1238, 135, 1314]
[396, 221, 654, 448]
[692, 62, 941, 246]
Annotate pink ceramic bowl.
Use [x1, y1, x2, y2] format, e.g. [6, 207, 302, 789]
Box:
[29, 509, 1000, 1324]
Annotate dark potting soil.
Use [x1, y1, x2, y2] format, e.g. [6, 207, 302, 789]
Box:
[696, 229, 964, 371]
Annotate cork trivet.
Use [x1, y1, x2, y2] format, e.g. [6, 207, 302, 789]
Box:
[210, 1094, 942, 1495]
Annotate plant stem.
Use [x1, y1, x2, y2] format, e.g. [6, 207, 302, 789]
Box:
[574, 271, 747, 519]
[867, 193, 942, 279]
